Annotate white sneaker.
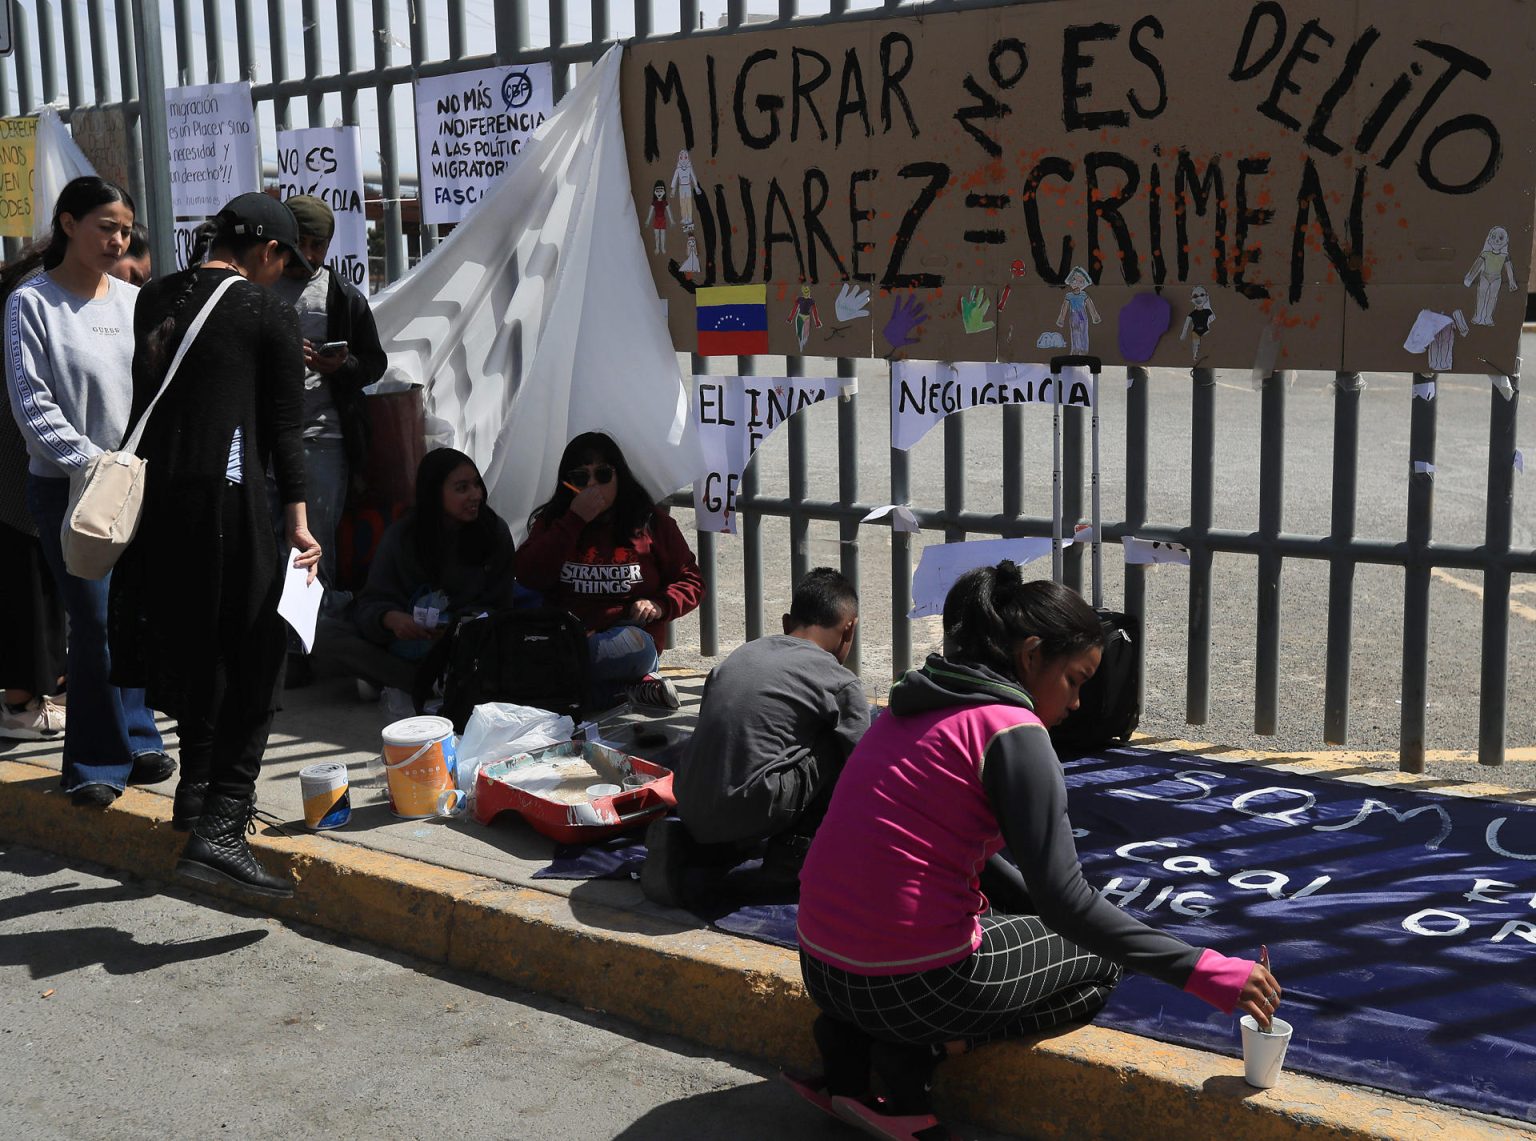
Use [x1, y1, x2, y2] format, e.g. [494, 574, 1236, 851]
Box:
[0, 696, 66, 740]
[627, 674, 680, 711]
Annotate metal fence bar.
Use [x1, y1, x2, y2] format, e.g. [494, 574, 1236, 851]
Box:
[690, 353, 718, 658]
[1399, 373, 1439, 773]
[740, 355, 764, 643]
[1324, 372, 1362, 744]
[943, 413, 965, 545]
[1123, 366, 1149, 713]
[837, 359, 861, 674]
[60, 0, 85, 108]
[131, 0, 172, 274]
[1186, 367, 1216, 724]
[302, 0, 322, 125]
[202, 0, 224, 83]
[87, 0, 111, 101]
[1479, 377, 1519, 766]
[372, 0, 405, 281]
[891, 434, 913, 676]
[36, 0, 58, 106]
[1253, 371, 1286, 735]
[1063, 402, 1084, 593]
[172, 0, 195, 84]
[787, 355, 810, 586]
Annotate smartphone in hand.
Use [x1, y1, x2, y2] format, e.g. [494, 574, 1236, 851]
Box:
[317, 340, 348, 358]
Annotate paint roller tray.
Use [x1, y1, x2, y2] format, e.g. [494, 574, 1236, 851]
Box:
[473, 741, 675, 843]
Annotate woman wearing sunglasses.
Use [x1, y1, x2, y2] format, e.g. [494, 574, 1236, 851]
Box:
[517, 432, 703, 710]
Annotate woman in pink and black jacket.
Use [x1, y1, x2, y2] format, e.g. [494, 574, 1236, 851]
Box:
[793, 563, 1283, 1140]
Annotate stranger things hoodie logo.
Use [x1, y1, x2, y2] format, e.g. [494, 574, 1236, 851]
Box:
[560, 559, 642, 595]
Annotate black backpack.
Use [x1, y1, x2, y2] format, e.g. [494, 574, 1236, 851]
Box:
[1049, 609, 1141, 752]
[414, 607, 589, 732]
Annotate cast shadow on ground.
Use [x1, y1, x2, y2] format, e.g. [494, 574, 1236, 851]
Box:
[2, 914, 268, 979]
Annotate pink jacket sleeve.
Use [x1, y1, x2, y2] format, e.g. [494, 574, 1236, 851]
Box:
[1183, 948, 1255, 1013]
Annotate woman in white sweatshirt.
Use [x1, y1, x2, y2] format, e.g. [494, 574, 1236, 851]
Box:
[2, 176, 171, 807]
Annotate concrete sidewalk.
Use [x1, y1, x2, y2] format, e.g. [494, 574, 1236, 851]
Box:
[0, 674, 1529, 1141]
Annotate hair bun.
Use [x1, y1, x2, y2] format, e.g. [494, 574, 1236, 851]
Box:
[993, 559, 1024, 588]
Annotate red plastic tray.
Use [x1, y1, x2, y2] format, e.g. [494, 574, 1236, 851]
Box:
[473, 741, 674, 843]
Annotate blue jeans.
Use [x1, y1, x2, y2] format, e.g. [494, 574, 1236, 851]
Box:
[588, 626, 660, 708]
[26, 474, 163, 791]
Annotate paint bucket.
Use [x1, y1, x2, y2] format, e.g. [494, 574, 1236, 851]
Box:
[299, 761, 351, 830]
[381, 716, 457, 819]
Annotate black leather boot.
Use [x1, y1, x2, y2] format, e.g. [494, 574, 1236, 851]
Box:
[176, 792, 294, 898]
[171, 779, 208, 832]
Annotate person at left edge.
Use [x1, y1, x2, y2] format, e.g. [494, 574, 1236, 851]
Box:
[109, 192, 321, 899]
[2, 176, 171, 806]
[271, 194, 387, 687]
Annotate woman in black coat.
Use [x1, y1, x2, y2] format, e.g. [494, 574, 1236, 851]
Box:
[110, 193, 321, 898]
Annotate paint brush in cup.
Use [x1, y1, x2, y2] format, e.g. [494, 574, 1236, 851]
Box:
[1260, 945, 1274, 1033]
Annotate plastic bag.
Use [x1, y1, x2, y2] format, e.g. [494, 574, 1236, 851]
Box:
[454, 702, 575, 806]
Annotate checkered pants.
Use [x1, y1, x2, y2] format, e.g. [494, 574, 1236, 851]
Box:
[801, 912, 1123, 1047]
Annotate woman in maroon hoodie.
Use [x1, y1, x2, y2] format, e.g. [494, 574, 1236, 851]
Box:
[517, 432, 703, 710]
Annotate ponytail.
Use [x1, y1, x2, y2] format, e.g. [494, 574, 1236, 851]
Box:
[941, 561, 1103, 678]
[143, 220, 221, 374]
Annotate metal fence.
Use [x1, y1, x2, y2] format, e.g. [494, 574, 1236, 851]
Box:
[2, 0, 1529, 769]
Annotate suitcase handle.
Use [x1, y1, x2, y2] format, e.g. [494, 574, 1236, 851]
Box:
[1049, 354, 1102, 375]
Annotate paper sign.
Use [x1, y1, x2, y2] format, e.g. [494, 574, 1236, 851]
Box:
[1412, 380, 1437, 400]
[276, 126, 370, 295]
[891, 360, 1092, 451]
[1514, 449, 1524, 474]
[910, 537, 1064, 619]
[164, 82, 260, 216]
[861, 504, 920, 533]
[414, 63, 554, 225]
[1413, 461, 1437, 475]
[693, 374, 854, 533]
[0, 116, 37, 238]
[276, 548, 323, 652]
[1123, 536, 1191, 566]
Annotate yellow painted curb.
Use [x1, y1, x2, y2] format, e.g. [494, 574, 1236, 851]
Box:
[0, 758, 1528, 1140]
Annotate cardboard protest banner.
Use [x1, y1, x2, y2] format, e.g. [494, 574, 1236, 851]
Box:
[693, 374, 855, 532]
[891, 360, 1093, 451]
[164, 82, 260, 217]
[0, 116, 37, 238]
[414, 63, 555, 226]
[277, 126, 371, 295]
[70, 106, 131, 190]
[623, 0, 1536, 372]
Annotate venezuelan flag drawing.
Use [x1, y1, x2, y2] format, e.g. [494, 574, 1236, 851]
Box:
[696, 284, 769, 356]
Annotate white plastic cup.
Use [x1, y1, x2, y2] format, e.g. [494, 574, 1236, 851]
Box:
[1239, 1015, 1293, 1088]
[586, 783, 621, 799]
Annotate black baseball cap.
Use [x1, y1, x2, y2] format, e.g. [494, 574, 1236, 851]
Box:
[214, 192, 313, 273]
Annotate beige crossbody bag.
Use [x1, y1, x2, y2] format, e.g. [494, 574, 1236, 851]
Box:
[62, 276, 241, 579]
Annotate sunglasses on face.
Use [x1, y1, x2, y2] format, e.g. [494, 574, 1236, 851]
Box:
[564, 465, 614, 488]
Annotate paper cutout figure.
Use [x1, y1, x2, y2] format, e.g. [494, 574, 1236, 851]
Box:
[1118, 292, 1172, 363]
[646, 180, 672, 254]
[670, 149, 698, 228]
[1404, 309, 1469, 372]
[883, 294, 927, 356]
[834, 282, 870, 322]
[998, 259, 1027, 311]
[679, 224, 700, 276]
[861, 504, 920, 532]
[1056, 266, 1101, 353]
[786, 284, 823, 350]
[1036, 331, 1067, 349]
[1465, 225, 1519, 326]
[1515, 449, 1524, 474]
[1123, 536, 1191, 566]
[960, 286, 995, 334]
[1180, 286, 1216, 363]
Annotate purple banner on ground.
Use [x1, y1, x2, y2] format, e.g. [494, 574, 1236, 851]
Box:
[1068, 747, 1535, 1125]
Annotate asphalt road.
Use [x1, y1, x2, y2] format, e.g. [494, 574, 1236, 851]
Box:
[662, 335, 1536, 784]
[0, 845, 1016, 1141]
